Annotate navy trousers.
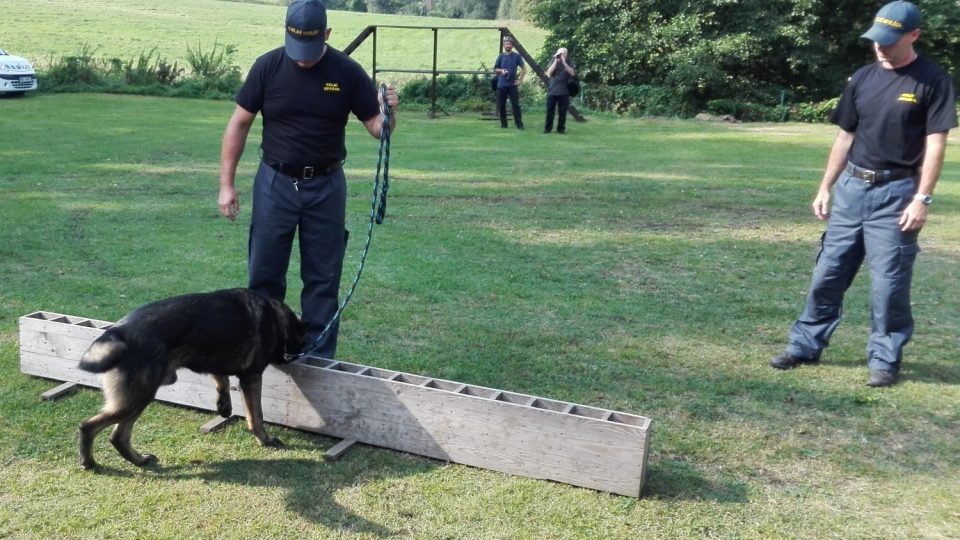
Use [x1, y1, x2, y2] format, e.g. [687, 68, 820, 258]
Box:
[786, 169, 920, 373]
[248, 161, 346, 358]
[496, 85, 523, 128]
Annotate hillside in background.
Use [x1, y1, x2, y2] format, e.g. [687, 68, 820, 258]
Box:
[4, 0, 545, 78]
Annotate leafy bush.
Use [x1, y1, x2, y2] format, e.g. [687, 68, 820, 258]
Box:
[789, 98, 839, 124]
[706, 99, 789, 122]
[582, 85, 684, 117]
[38, 42, 241, 100]
[186, 40, 241, 81]
[43, 44, 105, 87]
[123, 47, 184, 86]
[399, 72, 495, 112]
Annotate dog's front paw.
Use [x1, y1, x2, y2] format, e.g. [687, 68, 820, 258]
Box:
[136, 454, 158, 467]
[261, 437, 285, 449]
[80, 457, 97, 470]
[216, 399, 232, 418]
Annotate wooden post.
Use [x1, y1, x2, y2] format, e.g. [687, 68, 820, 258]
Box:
[41, 382, 77, 401]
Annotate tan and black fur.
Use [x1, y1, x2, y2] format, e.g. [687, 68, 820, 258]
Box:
[77, 288, 306, 470]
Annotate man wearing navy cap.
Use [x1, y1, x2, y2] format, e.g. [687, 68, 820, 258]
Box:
[770, 1, 957, 386]
[219, 0, 398, 358]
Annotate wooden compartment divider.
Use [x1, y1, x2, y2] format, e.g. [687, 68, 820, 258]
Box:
[19, 311, 651, 497]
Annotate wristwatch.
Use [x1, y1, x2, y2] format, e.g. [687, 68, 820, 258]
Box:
[913, 193, 933, 205]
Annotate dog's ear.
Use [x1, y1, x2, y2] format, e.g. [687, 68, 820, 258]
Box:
[266, 298, 306, 353]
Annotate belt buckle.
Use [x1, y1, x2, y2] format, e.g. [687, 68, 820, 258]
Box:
[302, 166, 314, 180]
[862, 169, 877, 184]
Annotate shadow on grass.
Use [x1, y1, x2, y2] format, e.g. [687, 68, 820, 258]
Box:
[901, 359, 960, 385]
[142, 455, 422, 537]
[797, 352, 960, 386]
[642, 459, 749, 503]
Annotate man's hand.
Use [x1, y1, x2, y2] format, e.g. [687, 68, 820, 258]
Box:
[219, 186, 239, 221]
[898, 199, 928, 231]
[812, 190, 831, 221]
[379, 84, 399, 110]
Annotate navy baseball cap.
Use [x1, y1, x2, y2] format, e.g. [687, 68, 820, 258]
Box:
[861, 1, 921, 46]
[285, 0, 327, 61]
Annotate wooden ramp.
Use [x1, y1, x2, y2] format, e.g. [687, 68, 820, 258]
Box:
[19, 311, 651, 497]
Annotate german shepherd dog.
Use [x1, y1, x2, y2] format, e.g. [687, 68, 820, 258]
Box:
[77, 288, 307, 470]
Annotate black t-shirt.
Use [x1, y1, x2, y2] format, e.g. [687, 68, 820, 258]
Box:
[547, 58, 575, 97]
[831, 55, 958, 170]
[236, 46, 380, 164]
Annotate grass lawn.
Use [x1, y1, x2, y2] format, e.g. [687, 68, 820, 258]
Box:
[1, 93, 959, 539]
[4, 0, 546, 79]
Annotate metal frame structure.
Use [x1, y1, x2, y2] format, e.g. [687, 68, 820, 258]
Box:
[342, 25, 584, 122]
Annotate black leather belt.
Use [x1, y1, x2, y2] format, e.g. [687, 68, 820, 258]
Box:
[268, 160, 342, 180]
[845, 162, 916, 184]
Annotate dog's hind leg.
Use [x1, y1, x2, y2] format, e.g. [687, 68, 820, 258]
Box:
[79, 409, 124, 470]
[109, 399, 157, 467]
[212, 375, 232, 418]
[238, 373, 283, 448]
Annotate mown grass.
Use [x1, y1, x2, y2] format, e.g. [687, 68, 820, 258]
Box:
[1, 94, 959, 539]
[5, 0, 546, 80]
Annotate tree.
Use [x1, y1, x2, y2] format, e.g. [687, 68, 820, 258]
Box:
[364, 0, 405, 14]
[526, 0, 960, 115]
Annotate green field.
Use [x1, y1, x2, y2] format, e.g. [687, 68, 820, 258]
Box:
[1, 92, 959, 538]
[4, 0, 545, 79]
[2, 1, 960, 538]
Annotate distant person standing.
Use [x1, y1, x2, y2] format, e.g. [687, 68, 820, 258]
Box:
[769, 1, 957, 387]
[493, 36, 526, 129]
[544, 47, 575, 134]
[218, 0, 398, 358]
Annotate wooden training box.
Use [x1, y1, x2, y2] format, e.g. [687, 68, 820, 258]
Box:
[19, 311, 651, 497]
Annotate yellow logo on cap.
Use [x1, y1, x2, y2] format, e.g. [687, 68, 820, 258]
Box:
[898, 93, 917, 103]
[875, 16, 903, 29]
[324, 82, 340, 93]
[287, 25, 322, 37]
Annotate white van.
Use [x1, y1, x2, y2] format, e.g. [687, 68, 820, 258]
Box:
[0, 48, 37, 94]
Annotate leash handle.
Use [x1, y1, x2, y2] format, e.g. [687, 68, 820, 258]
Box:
[380, 83, 392, 122]
[376, 83, 391, 225]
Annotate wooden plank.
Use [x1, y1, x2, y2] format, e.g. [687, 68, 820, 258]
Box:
[41, 382, 78, 401]
[200, 416, 236, 434]
[324, 439, 359, 461]
[18, 312, 651, 497]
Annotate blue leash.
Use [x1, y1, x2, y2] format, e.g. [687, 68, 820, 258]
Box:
[294, 84, 392, 360]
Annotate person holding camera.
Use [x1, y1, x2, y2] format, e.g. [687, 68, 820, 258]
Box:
[544, 47, 576, 134]
[493, 36, 526, 129]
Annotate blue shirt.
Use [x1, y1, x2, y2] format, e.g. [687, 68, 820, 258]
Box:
[494, 51, 524, 89]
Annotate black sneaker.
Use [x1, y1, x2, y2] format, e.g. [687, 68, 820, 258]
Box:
[770, 352, 819, 370]
[867, 370, 897, 387]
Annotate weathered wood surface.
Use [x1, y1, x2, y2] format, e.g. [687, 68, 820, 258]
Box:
[324, 439, 359, 461]
[19, 311, 651, 496]
[199, 415, 236, 434]
[40, 381, 78, 401]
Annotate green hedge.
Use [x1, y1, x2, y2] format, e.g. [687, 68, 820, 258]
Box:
[38, 42, 242, 100]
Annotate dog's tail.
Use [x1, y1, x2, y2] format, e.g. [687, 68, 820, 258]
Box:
[78, 330, 128, 373]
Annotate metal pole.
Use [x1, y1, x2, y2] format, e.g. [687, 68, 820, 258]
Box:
[372, 28, 378, 86]
[430, 27, 439, 119]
